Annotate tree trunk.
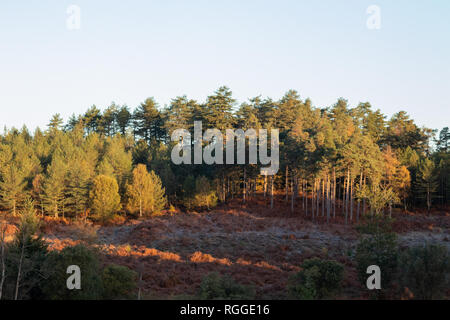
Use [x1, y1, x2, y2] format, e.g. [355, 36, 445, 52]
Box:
[363, 175, 366, 216]
[0, 222, 6, 299]
[345, 168, 350, 224]
[321, 178, 325, 217]
[326, 174, 330, 224]
[15, 238, 25, 300]
[285, 166, 289, 203]
[243, 168, 246, 204]
[270, 175, 274, 209]
[350, 174, 354, 222]
[356, 171, 364, 222]
[264, 175, 267, 199]
[312, 180, 315, 220]
[316, 179, 320, 221]
[291, 178, 294, 213]
[333, 169, 336, 218]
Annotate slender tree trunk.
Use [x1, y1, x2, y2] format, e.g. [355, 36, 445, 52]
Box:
[305, 180, 308, 216]
[264, 175, 267, 199]
[285, 166, 289, 203]
[363, 175, 366, 216]
[357, 171, 362, 222]
[291, 178, 294, 213]
[302, 179, 305, 211]
[321, 178, 325, 217]
[312, 180, 315, 220]
[316, 179, 320, 221]
[350, 175, 354, 222]
[270, 175, 274, 209]
[326, 174, 330, 224]
[15, 238, 25, 300]
[333, 169, 336, 218]
[137, 271, 143, 300]
[0, 222, 6, 299]
[243, 168, 246, 204]
[345, 168, 350, 225]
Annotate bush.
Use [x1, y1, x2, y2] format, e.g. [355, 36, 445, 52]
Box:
[102, 264, 138, 300]
[355, 232, 398, 291]
[356, 215, 395, 235]
[41, 244, 103, 300]
[288, 258, 344, 300]
[399, 244, 450, 299]
[198, 272, 254, 300]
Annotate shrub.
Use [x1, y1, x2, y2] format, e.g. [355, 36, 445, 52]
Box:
[198, 272, 254, 300]
[102, 264, 138, 300]
[356, 215, 395, 235]
[355, 232, 398, 291]
[399, 243, 450, 299]
[288, 258, 344, 300]
[41, 244, 103, 300]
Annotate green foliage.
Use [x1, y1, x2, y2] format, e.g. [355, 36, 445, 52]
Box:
[89, 175, 121, 222]
[356, 215, 395, 235]
[288, 258, 344, 300]
[355, 232, 398, 291]
[42, 155, 67, 218]
[198, 272, 254, 300]
[416, 158, 438, 211]
[3, 198, 50, 300]
[41, 244, 103, 300]
[357, 183, 399, 216]
[399, 244, 450, 299]
[102, 264, 137, 300]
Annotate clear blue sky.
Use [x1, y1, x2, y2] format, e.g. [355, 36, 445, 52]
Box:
[1, 0, 449, 132]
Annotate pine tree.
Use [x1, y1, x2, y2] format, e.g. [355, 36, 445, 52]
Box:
[416, 158, 438, 213]
[133, 98, 164, 143]
[126, 164, 167, 217]
[116, 106, 132, 135]
[0, 164, 26, 216]
[42, 155, 67, 218]
[65, 158, 94, 218]
[89, 175, 121, 222]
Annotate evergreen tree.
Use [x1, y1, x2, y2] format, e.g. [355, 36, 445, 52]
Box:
[0, 164, 26, 216]
[416, 158, 438, 213]
[42, 155, 67, 218]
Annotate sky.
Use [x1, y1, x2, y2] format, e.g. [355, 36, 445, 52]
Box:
[0, 0, 449, 132]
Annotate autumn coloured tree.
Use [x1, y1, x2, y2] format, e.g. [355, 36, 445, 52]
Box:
[126, 164, 167, 217]
[89, 175, 121, 222]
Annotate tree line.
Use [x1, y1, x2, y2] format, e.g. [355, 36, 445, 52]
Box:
[0, 86, 448, 222]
